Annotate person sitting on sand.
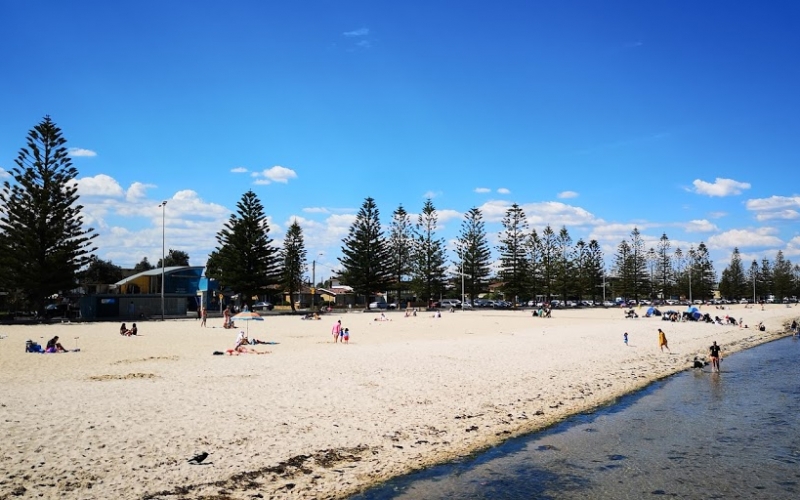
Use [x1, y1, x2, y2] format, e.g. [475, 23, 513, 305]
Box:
[129, 323, 138, 336]
[234, 330, 249, 350]
[45, 336, 67, 353]
[120, 322, 129, 336]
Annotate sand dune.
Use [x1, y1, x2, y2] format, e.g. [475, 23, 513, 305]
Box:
[1, 304, 797, 499]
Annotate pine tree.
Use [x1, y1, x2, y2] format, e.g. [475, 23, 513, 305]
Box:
[539, 225, 558, 300]
[497, 203, 529, 306]
[554, 226, 573, 301]
[133, 257, 155, 273]
[0, 116, 97, 314]
[206, 190, 281, 308]
[338, 197, 391, 308]
[455, 207, 492, 305]
[655, 234, 673, 300]
[387, 204, 413, 305]
[719, 248, 747, 300]
[410, 199, 447, 306]
[772, 250, 793, 301]
[281, 220, 307, 312]
[158, 249, 190, 267]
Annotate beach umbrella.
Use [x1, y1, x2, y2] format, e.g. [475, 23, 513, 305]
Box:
[231, 311, 263, 334]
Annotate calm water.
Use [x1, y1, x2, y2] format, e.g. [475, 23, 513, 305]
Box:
[353, 336, 800, 500]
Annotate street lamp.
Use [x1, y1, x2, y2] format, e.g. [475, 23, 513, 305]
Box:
[158, 201, 167, 321]
[312, 252, 323, 311]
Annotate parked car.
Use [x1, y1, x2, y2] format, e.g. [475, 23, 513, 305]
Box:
[602, 300, 615, 307]
[493, 300, 511, 309]
[369, 301, 388, 309]
[458, 301, 473, 309]
[253, 301, 274, 311]
[438, 299, 461, 309]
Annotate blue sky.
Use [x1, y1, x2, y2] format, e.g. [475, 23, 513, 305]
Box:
[2, 0, 799, 280]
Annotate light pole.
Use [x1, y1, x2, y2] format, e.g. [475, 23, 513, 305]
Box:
[158, 201, 167, 321]
[752, 260, 758, 304]
[312, 252, 323, 311]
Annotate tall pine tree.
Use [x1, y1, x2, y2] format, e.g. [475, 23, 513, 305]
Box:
[206, 190, 281, 308]
[497, 203, 529, 306]
[0, 116, 97, 314]
[455, 207, 492, 305]
[281, 220, 307, 312]
[387, 204, 413, 305]
[410, 198, 447, 306]
[338, 197, 391, 308]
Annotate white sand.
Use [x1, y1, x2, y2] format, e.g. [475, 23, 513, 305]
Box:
[1, 304, 797, 499]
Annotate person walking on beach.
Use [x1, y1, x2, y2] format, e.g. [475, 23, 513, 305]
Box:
[658, 328, 670, 352]
[343, 327, 350, 344]
[709, 341, 722, 372]
[332, 319, 342, 343]
[201, 306, 207, 327]
[623, 332, 628, 346]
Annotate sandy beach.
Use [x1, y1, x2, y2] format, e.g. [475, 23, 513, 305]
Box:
[1, 304, 797, 499]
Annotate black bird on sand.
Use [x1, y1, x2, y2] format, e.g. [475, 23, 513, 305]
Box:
[188, 452, 210, 464]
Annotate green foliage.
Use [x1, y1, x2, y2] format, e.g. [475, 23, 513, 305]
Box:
[133, 257, 155, 273]
[455, 207, 492, 304]
[79, 256, 125, 285]
[206, 190, 281, 307]
[387, 204, 413, 302]
[410, 199, 447, 303]
[281, 220, 307, 312]
[0, 116, 97, 313]
[338, 197, 392, 306]
[497, 203, 529, 303]
[157, 249, 190, 267]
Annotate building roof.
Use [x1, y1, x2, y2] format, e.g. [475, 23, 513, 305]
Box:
[113, 266, 205, 286]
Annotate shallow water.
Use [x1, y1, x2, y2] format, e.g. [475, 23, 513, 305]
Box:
[353, 336, 800, 499]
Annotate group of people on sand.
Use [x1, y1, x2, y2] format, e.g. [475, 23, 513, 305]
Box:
[119, 322, 138, 336]
[331, 319, 350, 343]
[26, 336, 70, 353]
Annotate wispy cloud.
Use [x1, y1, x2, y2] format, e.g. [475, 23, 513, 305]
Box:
[423, 190, 442, 199]
[497, 188, 510, 195]
[231, 167, 248, 173]
[303, 207, 331, 214]
[755, 210, 800, 221]
[685, 219, 718, 233]
[356, 39, 371, 49]
[126, 182, 156, 202]
[68, 147, 97, 157]
[557, 191, 578, 199]
[691, 178, 751, 197]
[474, 187, 490, 193]
[0, 167, 10, 178]
[251, 165, 298, 184]
[745, 195, 800, 211]
[343, 28, 369, 37]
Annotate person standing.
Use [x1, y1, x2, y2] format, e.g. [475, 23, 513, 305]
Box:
[223, 305, 232, 329]
[332, 319, 342, 343]
[658, 328, 670, 352]
[709, 341, 722, 372]
[201, 306, 207, 327]
[623, 332, 628, 346]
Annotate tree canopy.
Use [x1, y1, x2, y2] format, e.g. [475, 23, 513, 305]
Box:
[0, 116, 97, 313]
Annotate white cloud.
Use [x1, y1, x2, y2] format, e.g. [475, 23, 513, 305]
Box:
[303, 207, 331, 214]
[231, 167, 248, 173]
[343, 28, 369, 37]
[557, 191, 578, 199]
[423, 190, 442, 199]
[707, 228, 783, 250]
[437, 209, 462, 224]
[68, 147, 97, 157]
[0, 167, 10, 178]
[497, 188, 510, 194]
[474, 187, 490, 193]
[125, 182, 155, 202]
[746, 195, 800, 211]
[691, 177, 750, 197]
[252, 165, 298, 184]
[755, 209, 800, 221]
[707, 211, 727, 219]
[685, 219, 718, 233]
[76, 174, 124, 197]
[356, 40, 371, 49]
